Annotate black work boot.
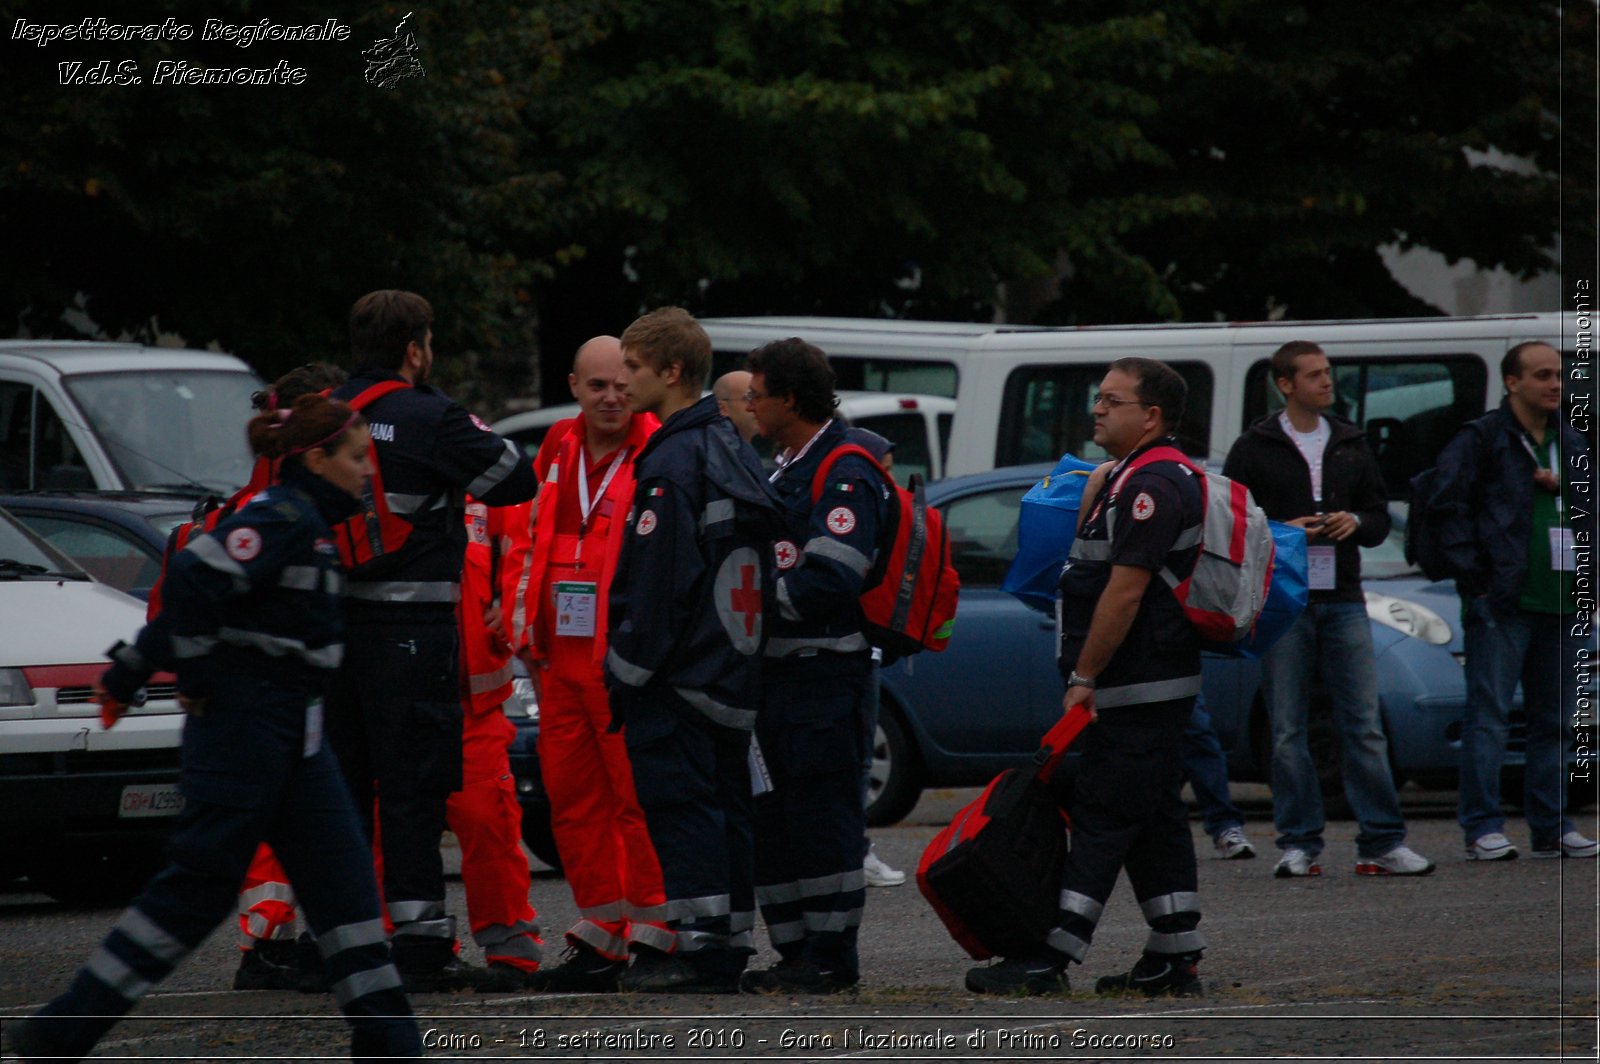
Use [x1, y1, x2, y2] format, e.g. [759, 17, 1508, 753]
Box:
[964, 951, 1070, 996]
[391, 935, 505, 993]
[1094, 950, 1203, 997]
[233, 937, 303, 991]
[525, 939, 625, 993]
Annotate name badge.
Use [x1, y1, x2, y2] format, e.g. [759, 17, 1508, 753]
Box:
[303, 698, 324, 759]
[554, 580, 598, 637]
[1307, 545, 1337, 591]
[1550, 527, 1576, 572]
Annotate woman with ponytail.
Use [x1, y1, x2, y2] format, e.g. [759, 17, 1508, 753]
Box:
[15, 394, 422, 1060]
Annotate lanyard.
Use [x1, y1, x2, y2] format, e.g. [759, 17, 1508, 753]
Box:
[1519, 434, 1562, 514]
[574, 446, 628, 559]
[770, 419, 835, 484]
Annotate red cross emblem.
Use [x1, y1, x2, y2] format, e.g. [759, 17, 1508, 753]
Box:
[728, 564, 761, 637]
[225, 527, 262, 561]
[774, 540, 799, 570]
[1132, 492, 1156, 521]
[636, 509, 658, 536]
[826, 506, 856, 535]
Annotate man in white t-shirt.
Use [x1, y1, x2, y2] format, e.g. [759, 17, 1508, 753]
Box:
[1223, 341, 1434, 879]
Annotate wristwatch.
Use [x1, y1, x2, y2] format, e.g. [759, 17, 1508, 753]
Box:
[1067, 671, 1096, 690]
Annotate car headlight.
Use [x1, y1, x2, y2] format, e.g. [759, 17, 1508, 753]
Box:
[1365, 592, 1453, 645]
[0, 668, 36, 707]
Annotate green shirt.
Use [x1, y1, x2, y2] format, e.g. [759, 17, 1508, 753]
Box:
[1518, 433, 1574, 613]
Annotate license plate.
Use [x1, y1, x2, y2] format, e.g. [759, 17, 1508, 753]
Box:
[119, 782, 184, 818]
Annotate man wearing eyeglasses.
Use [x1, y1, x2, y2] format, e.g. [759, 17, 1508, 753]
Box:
[967, 357, 1207, 998]
[740, 338, 892, 994]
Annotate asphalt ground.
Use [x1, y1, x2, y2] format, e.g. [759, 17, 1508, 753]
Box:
[2, 784, 1596, 1062]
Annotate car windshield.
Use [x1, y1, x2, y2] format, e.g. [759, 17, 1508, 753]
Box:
[0, 507, 87, 579]
[64, 370, 261, 495]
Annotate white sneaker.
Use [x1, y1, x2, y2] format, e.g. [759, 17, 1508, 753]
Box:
[1530, 830, 1600, 859]
[863, 849, 906, 888]
[1273, 848, 1321, 878]
[1465, 832, 1518, 861]
[1212, 826, 1256, 860]
[1355, 844, 1435, 876]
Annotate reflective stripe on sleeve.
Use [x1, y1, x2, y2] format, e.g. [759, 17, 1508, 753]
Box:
[466, 440, 525, 498]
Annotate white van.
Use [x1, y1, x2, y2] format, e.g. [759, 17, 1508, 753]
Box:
[702, 313, 1581, 496]
[493, 390, 957, 481]
[0, 341, 264, 495]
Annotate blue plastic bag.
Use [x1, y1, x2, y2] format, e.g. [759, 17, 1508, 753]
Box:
[1002, 453, 1309, 659]
[1001, 453, 1101, 612]
[1233, 521, 1308, 659]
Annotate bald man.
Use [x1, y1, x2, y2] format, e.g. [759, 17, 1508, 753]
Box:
[713, 370, 761, 443]
[502, 337, 670, 991]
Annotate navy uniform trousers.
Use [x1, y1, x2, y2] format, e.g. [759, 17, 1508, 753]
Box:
[326, 616, 464, 951]
[753, 654, 870, 980]
[619, 686, 756, 978]
[1047, 699, 1204, 964]
[30, 674, 419, 1059]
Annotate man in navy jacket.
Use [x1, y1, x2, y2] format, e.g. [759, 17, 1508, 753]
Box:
[1425, 341, 1595, 861]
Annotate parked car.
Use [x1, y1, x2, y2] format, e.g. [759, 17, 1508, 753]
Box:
[493, 391, 956, 482]
[0, 490, 567, 873]
[865, 465, 1587, 826]
[0, 340, 263, 496]
[0, 505, 187, 903]
[0, 491, 197, 600]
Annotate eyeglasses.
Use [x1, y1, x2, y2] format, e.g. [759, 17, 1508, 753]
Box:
[743, 389, 768, 403]
[1093, 392, 1151, 409]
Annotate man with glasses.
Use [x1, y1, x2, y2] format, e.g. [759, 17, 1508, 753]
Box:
[741, 338, 892, 993]
[967, 357, 1207, 997]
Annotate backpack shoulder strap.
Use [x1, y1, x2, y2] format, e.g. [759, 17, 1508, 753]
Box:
[1110, 444, 1197, 496]
[348, 379, 411, 411]
[809, 443, 886, 503]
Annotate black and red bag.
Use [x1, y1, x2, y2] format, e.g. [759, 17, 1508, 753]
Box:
[330, 379, 415, 570]
[916, 705, 1092, 960]
[809, 443, 959, 656]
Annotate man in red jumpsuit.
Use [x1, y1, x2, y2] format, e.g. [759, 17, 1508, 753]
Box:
[504, 335, 669, 992]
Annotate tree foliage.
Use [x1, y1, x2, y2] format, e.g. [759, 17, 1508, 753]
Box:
[0, 0, 1576, 407]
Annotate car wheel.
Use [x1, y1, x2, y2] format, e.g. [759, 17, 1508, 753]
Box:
[519, 804, 564, 874]
[1500, 768, 1594, 813]
[26, 845, 166, 907]
[866, 709, 923, 827]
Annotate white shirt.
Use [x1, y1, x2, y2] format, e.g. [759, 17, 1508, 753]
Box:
[1279, 411, 1330, 505]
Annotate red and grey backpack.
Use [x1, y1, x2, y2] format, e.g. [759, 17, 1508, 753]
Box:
[809, 443, 960, 657]
[329, 380, 416, 570]
[1105, 445, 1274, 647]
[146, 458, 276, 621]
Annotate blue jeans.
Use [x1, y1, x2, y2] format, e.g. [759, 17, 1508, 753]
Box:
[1261, 602, 1406, 859]
[1458, 601, 1576, 847]
[1183, 691, 1245, 838]
[859, 668, 882, 859]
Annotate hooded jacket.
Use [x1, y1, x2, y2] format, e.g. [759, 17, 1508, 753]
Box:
[605, 395, 780, 730]
[1222, 412, 1390, 603]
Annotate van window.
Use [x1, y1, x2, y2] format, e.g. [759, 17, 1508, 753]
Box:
[0, 383, 88, 491]
[849, 412, 932, 485]
[998, 362, 1214, 467]
[830, 357, 959, 398]
[1242, 356, 1487, 499]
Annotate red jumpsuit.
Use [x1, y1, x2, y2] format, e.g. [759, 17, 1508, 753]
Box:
[504, 413, 670, 960]
[448, 499, 542, 972]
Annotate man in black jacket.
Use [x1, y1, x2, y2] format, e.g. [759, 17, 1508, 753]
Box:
[1427, 341, 1596, 861]
[329, 290, 543, 991]
[1223, 341, 1433, 879]
[606, 307, 780, 993]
